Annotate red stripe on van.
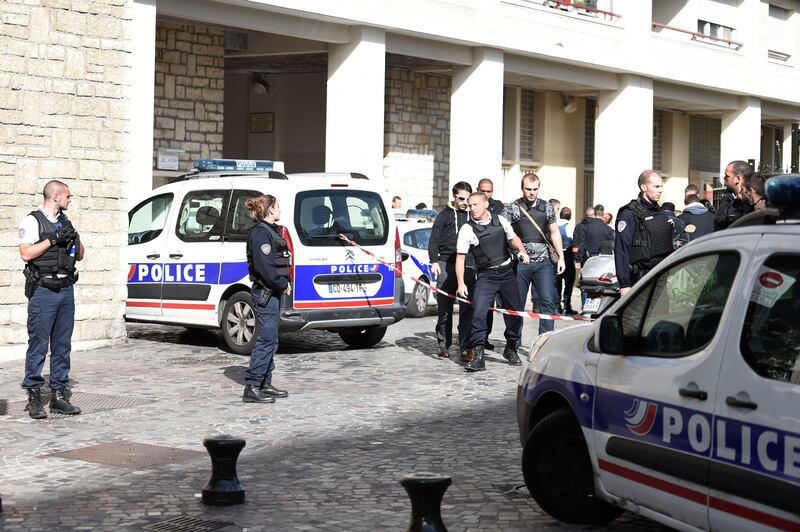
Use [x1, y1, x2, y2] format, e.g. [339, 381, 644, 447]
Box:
[126, 301, 161, 308]
[162, 303, 216, 310]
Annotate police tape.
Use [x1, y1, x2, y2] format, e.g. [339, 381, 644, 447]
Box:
[338, 233, 591, 322]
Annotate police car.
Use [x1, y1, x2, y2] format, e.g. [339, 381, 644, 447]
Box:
[517, 175, 800, 530]
[396, 212, 437, 317]
[126, 160, 406, 354]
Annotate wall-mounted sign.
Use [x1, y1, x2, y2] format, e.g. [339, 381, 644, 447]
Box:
[156, 148, 184, 171]
[250, 112, 274, 133]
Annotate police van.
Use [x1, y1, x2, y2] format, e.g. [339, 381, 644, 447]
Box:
[126, 160, 406, 354]
[517, 175, 800, 530]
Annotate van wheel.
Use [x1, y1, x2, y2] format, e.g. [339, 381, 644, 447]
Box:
[406, 283, 429, 318]
[339, 326, 387, 348]
[221, 292, 257, 355]
[522, 409, 623, 525]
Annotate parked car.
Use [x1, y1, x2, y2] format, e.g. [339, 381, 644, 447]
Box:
[396, 215, 437, 317]
[517, 175, 800, 530]
[126, 159, 407, 354]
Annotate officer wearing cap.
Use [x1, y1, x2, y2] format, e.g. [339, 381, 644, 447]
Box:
[18, 180, 84, 419]
[456, 192, 530, 372]
[243, 194, 291, 404]
[615, 170, 675, 296]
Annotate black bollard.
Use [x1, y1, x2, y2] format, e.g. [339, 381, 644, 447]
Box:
[400, 472, 451, 532]
[202, 435, 246, 506]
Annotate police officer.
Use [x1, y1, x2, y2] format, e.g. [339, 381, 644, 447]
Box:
[243, 194, 291, 404]
[476, 178, 503, 350]
[456, 192, 530, 372]
[428, 182, 475, 359]
[715, 160, 754, 230]
[577, 207, 614, 261]
[18, 180, 84, 419]
[615, 170, 674, 296]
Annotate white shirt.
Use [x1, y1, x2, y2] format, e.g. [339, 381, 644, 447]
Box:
[557, 218, 574, 239]
[456, 213, 517, 254]
[18, 207, 60, 245]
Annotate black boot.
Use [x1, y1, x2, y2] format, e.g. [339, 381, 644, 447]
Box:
[464, 346, 486, 372]
[502, 342, 522, 366]
[243, 385, 275, 404]
[484, 340, 495, 351]
[25, 388, 47, 419]
[260, 383, 288, 399]
[49, 389, 81, 415]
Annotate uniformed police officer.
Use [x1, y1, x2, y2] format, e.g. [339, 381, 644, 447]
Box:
[615, 170, 674, 296]
[18, 180, 84, 419]
[243, 194, 291, 403]
[456, 192, 530, 372]
[715, 160, 754, 230]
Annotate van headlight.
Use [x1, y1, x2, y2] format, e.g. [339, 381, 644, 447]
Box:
[528, 332, 552, 362]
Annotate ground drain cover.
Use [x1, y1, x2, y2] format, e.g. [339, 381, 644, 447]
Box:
[1, 391, 155, 419]
[168, 356, 242, 366]
[143, 516, 232, 531]
[494, 482, 531, 500]
[39, 440, 205, 469]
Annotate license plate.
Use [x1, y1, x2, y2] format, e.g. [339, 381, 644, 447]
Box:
[327, 283, 369, 295]
[583, 297, 602, 314]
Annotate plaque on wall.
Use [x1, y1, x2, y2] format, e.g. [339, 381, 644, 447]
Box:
[250, 112, 274, 133]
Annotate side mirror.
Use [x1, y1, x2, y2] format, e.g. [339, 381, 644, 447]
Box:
[400, 250, 410, 261]
[598, 314, 624, 355]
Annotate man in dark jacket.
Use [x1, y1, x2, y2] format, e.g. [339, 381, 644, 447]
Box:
[428, 181, 474, 359]
[679, 194, 714, 240]
[715, 160, 754, 230]
[477, 178, 504, 349]
[577, 209, 614, 261]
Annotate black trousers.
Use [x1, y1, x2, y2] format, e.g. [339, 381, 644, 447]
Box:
[556, 248, 576, 311]
[465, 266, 522, 348]
[435, 260, 475, 348]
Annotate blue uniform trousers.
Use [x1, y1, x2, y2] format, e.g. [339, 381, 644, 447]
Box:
[466, 266, 522, 348]
[434, 260, 475, 349]
[245, 286, 279, 387]
[516, 260, 557, 334]
[22, 285, 75, 390]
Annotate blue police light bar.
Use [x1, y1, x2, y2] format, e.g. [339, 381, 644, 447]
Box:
[766, 174, 800, 208]
[193, 159, 285, 173]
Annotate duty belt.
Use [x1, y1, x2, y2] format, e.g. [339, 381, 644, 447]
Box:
[479, 260, 513, 274]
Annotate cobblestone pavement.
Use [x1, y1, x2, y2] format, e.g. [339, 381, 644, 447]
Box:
[0, 311, 668, 531]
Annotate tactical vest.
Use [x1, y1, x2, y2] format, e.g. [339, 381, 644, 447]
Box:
[26, 210, 78, 284]
[511, 200, 548, 244]
[247, 221, 291, 283]
[467, 216, 510, 270]
[627, 200, 673, 267]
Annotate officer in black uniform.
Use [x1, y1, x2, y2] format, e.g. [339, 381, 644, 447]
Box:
[456, 192, 530, 372]
[243, 194, 291, 404]
[18, 180, 84, 419]
[615, 170, 675, 296]
[477, 178, 503, 350]
[715, 160, 754, 230]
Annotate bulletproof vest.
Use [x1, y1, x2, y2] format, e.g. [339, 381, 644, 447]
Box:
[247, 222, 291, 282]
[27, 210, 77, 278]
[467, 216, 510, 270]
[627, 200, 673, 268]
[511, 200, 548, 244]
[715, 193, 753, 230]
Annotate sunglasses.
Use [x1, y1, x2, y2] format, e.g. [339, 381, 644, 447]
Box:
[456, 195, 469, 201]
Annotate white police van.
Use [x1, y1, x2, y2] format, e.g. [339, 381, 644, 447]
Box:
[517, 175, 800, 530]
[126, 160, 406, 354]
[396, 212, 438, 317]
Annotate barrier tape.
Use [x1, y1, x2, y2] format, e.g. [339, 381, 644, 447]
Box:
[338, 233, 591, 322]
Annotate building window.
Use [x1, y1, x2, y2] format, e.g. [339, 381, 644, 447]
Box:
[653, 110, 664, 173]
[519, 89, 535, 162]
[697, 19, 734, 42]
[767, 4, 791, 61]
[689, 115, 721, 174]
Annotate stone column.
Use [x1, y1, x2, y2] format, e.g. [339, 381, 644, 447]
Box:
[720, 96, 761, 174]
[326, 26, 386, 181]
[450, 47, 504, 191]
[594, 75, 653, 216]
[782, 121, 794, 173]
[132, 0, 156, 197]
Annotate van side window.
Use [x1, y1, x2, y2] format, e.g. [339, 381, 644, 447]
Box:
[741, 254, 800, 384]
[128, 193, 173, 245]
[176, 190, 230, 242]
[225, 190, 260, 242]
[619, 253, 740, 356]
[295, 190, 389, 247]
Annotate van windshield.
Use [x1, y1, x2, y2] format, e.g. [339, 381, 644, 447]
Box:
[295, 190, 389, 247]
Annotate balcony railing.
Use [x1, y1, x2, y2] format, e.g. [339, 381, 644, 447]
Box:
[544, 0, 621, 22]
[768, 49, 792, 62]
[652, 22, 742, 50]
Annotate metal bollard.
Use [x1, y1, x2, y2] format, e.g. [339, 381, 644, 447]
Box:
[400, 472, 451, 532]
[202, 435, 246, 506]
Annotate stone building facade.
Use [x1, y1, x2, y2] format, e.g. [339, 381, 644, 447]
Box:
[383, 68, 451, 210]
[0, 1, 133, 352]
[152, 20, 224, 171]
